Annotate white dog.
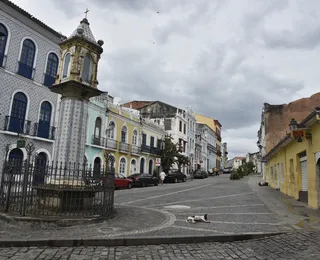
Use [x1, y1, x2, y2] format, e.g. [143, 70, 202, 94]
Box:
[186, 214, 210, 224]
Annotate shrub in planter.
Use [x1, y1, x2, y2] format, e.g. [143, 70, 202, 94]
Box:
[230, 172, 240, 180]
[237, 167, 244, 178]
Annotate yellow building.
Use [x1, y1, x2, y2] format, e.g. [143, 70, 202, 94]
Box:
[105, 102, 165, 176]
[195, 114, 222, 169]
[265, 108, 320, 209]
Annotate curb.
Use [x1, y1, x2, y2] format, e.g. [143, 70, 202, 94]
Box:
[0, 232, 285, 247]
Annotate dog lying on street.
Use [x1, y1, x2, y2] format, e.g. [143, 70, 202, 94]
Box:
[186, 214, 210, 224]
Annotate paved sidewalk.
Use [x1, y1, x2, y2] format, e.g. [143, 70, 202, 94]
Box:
[249, 175, 320, 230]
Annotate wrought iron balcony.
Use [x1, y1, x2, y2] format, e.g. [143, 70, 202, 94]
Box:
[106, 138, 118, 150]
[34, 123, 56, 140]
[4, 116, 31, 135]
[119, 142, 131, 153]
[43, 73, 56, 87]
[92, 135, 104, 146]
[141, 144, 150, 153]
[17, 62, 34, 79]
[150, 147, 160, 155]
[131, 145, 141, 155]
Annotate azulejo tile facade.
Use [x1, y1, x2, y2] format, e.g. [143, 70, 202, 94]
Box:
[265, 108, 320, 209]
[0, 1, 62, 167]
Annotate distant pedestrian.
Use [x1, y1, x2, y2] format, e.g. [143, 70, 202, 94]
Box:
[159, 171, 166, 185]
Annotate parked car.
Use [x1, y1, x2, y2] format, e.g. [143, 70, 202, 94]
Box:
[127, 173, 159, 187]
[114, 173, 133, 189]
[223, 168, 232, 174]
[193, 170, 208, 179]
[164, 170, 187, 183]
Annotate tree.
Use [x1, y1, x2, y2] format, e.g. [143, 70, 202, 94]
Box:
[176, 153, 189, 171]
[160, 136, 178, 173]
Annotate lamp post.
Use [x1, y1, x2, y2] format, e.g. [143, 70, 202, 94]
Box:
[257, 140, 264, 179]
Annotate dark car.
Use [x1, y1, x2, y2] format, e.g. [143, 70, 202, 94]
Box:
[164, 170, 187, 183]
[193, 170, 208, 179]
[223, 168, 232, 174]
[127, 173, 159, 187]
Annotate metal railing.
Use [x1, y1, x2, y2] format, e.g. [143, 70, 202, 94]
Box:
[131, 145, 141, 154]
[150, 147, 160, 155]
[33, 123, 56, 140]
[17, 62, 35, 80]
[4, 116, 31, 135]
[0, 158, 115, 217]
[43, 73, 56, 87]
[141, 144, 150, 153]
[119, 142, 130, 153]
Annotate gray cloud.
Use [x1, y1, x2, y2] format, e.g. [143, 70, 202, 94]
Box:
[10, 0, 320, 157]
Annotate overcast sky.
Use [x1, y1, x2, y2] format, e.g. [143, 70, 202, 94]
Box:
[11, 0, 320, 158]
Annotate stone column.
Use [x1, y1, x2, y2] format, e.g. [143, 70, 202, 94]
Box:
[54, 97, 88, 164]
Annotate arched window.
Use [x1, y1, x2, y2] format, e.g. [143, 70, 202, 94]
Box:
[44, 53, 58, 86]
[121, 126, 127, 143]
[62, 53, 70, 78]
[132, 130, 138, 145]
[130, 159, 136, 175]
[93, 117, 102, 145]
[148, 160, 153, 175]
[107, 121, 115, 139]
[8, 92, 28, 133]
[0, 23, 8, 67]
[18, 39, 36, 79]
[37, 101, 52, 139]
[119, 158, 126, 175]
[82, 54, 93, 83]
[8, 148, 23, 166]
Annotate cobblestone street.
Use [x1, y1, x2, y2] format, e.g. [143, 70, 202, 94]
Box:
[0, 231, 319, 259]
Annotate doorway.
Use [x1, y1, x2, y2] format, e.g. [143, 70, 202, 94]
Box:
[130, 159, 136, 175]
[140, 158, 145, 173]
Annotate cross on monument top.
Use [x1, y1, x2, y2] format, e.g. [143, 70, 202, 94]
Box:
[84, 8, 89, 19]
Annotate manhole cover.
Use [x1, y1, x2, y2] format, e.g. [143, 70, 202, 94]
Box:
[163, 205, 191, 209]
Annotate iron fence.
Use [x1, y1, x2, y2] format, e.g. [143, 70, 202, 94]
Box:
[0, 158, 115, 217]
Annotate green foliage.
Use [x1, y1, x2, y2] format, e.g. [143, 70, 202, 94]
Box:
[160, 135, 190, 172]
[230, 171, 240, 180]
[241, 162, 255, 176]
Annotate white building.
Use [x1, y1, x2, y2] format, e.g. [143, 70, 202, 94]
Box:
[257, 108, 267, 179]
[185, 106, 196, 172]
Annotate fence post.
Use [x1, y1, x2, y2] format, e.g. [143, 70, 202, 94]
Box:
[21, 142, 35, 216]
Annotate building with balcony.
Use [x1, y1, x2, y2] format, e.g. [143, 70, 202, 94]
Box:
[93, 100, 166, 177]
[185, 106, 196, 173]
[196, 123, 217, 172]
[137, 101, 188, 174]
[0, 0, 63, 167]
[221, 142, 228, 169]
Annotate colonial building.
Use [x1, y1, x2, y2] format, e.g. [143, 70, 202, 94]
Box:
[195, 114, 222, 169]
[196, 123, 217, 172]
[265, 107, 320, 209]
[227, 157, 245, 170]
[0, 0, 62, 167]
[257, 92, 320, 179]
[185, 106, 196, 172]
[138, 101, 188, 173]
[104, 102, 165, 176]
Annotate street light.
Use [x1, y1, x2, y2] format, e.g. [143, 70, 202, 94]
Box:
[289, 118, 298, 131]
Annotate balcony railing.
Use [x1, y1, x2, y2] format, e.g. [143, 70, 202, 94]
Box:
[91, 136, 118, 150]
[106, 139, 118, 150]
[150, 147, 160, 155]
[119, 142, 131, 153]
[33, 123, 56, 140]
[4, 116, 31, 135]
[17, 62, 34, 79]
[141, 144, 150, 153]
[43, 73, 56, 87]
[131, 145, 141, 155]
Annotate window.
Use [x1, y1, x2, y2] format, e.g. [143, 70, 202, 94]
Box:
[107, 121, 115, 139]
[62, 53, 70, 78]
[9, 92, 28, 133]
[0, 23, 8, 67]
[93, 157, 101, 178]
[142, 133, 147, 145]
[119, 158, 126, 175]
[132, 130, 138, 145]
[18, 39, 35, 79]
[93, 117, 102, 145]
[179, 120, 182, 132]
[148, 160, 153, 175]
[37, 101, 52, 139]
[184, 123, 186, 134]
[44, 53, 58, 86]
[140, 157, 145, 173]
[121, 126, 127, 143]
[150, 136, 154, 147]
[82, 54, 93, 83]
[8, 148, 23, 166]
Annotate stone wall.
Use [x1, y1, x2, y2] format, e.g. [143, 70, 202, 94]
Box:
[264, 92, 320, 153]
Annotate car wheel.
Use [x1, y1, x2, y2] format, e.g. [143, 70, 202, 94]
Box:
[141, 182, 146, 187]
[154, 183, 158, 186]
[128, 183, 132, 189]
[183, 177, 186, 182]
[174, 178, 178, 183]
